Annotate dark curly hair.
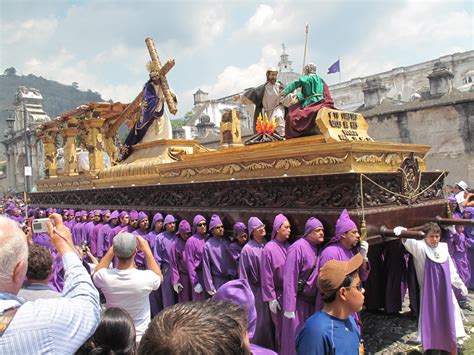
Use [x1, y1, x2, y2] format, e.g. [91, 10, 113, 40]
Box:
[26, 244, 53, 281]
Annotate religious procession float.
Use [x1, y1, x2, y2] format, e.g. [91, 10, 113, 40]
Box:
[31, 37, 455, 247]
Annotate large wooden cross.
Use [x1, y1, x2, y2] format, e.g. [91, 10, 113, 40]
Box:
[106, 37, 177, 137]
[145, 37, 177, 115]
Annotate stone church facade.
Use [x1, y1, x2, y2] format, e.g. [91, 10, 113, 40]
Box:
[347, 51, 474, 186]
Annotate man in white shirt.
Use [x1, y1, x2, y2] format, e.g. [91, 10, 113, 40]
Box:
[93, 232, 163, 341]
[453, 180, 469, 213]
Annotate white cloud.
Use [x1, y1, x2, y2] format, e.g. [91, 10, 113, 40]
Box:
[2, 17, 58, 45]
[341, 0, 473, 80]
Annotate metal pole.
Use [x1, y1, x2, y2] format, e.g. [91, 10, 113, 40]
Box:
[22, 102, 32, 193]
[302, 24, 309, 75]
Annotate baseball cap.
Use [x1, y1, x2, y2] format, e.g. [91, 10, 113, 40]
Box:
[112, 232, 137, 258]
[456, 181, 468, 191]
[318, 253, 363, 298]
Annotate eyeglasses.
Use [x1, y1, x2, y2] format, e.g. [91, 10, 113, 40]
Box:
[197, 223, 207, 227]
[345, 283, 363, 291]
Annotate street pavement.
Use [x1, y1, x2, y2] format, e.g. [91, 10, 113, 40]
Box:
[361, 291, 474, 354]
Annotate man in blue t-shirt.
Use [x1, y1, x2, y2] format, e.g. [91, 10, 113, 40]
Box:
[296, 253, 365, 354]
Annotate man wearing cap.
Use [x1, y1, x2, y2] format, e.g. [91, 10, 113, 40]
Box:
[155, 214, 178, 308]
[296, 254, 364, 354]
[202, 214, 233, 296]
[238, 68, 286, 136]
[93, 232, 163, 342]
[315, 209, 370, 330]
[170, 220, 193, 303]
[453, 180, 470, 213]
[239, 216, 275, 350]
[281, 217, 325, 355]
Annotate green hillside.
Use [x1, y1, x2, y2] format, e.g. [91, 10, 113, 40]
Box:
[0, 69, 104, 119]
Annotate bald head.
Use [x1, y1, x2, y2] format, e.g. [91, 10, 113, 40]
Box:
[0, 216, 28, 293]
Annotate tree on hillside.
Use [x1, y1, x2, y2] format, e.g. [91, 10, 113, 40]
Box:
[72, 82, 79, 89]
[3, 67, 17, 77]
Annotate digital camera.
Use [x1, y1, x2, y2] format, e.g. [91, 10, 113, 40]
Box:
[32, 218, 50, 233]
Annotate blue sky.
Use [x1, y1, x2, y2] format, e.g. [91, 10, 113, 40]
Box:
[1, 0, 472, 117]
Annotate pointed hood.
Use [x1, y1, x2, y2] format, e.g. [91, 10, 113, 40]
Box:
[271, 213, 288, 239]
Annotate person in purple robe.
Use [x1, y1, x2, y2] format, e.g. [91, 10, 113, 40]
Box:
[228, 222, 248, 279]
[106, 211, 130, 249]
[316, 209, 370, 330]
[464, 207, 474, 289]
[72, 211, 84, 245]
[97, 210, 119, 258]
[132, 212, 150, 269]
[155, 214, 178, 308]
[10, 207, 25, 225]
[398, 222, 468, 353]
[147, 212, 165, 316]
[239, 217, 275, 350]
[281, 217, 325, 355]
[185, 215, 209, 301]
[91, 210, 109, 257]
[202, 214, 233, 296]
[260, 214, 291, 353]
[147, 212, 164, 251]
[170, 220, 192, 303]
[128, 210, 139, 233]
[448, 215, 473, 310]
[213, 279, 277, 355]
[64, 209, 75, 230]
[118, 74, 176, 161]
[383, 240, 404, 315]
[84, 210, 100, 247]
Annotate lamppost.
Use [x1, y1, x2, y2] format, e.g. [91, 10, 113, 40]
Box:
[22, 102, 33, 193]
[3, 111, 16, 192]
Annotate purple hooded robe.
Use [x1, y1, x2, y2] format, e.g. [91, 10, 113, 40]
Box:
[169, 220, 192, 303]
[281, 217, 322, 355]
[213, 279, 277, 355]
[260, 214, 289, 353]
[202, 214, 233, 294]
[184, 215, 209, 301]
[154, 214, 178, 308]
[239, 217, 275, 350]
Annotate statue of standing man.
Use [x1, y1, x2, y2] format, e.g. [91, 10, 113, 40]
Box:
[119, 38, 177, 162]
[237, 68, 286, 137]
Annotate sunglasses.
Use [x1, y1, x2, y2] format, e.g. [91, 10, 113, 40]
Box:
[197, 223, 207, 227]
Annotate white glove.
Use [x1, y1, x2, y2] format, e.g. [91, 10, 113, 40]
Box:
[173, 283, 184, 294]
[393, 226, 407, 236]
[194, 283, 203, 294]
[284, 311, 295, 319]
[461, 285, 469, 297]
[208, 289, 217, 296]
[359, 241, 369, 261]
[269, 299, 281, 314]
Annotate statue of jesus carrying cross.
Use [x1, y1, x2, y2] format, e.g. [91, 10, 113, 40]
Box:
[118, 37, 178, 162]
